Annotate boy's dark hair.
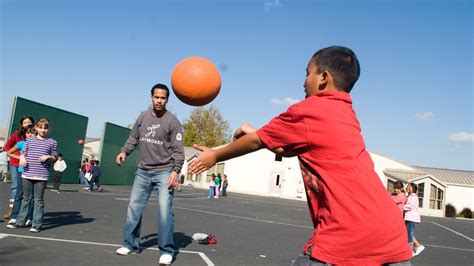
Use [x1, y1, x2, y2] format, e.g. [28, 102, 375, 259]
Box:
[58, 153, 63, 157]
[151, 83, 170, 98]
[393, 181, 404, 190]
[310, 46, 360, 93]
[408, 182, 418, 193]
[94, 160, 99, 165]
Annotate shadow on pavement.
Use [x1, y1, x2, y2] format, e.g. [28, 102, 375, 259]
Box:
[140, 232, 193, 251]
[42, 211, 95, 230]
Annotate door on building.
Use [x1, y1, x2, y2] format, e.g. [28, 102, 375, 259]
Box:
[269, 171, 283, 197]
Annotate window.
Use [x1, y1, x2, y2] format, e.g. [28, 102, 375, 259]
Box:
[429, 184, 443, 210]
[195, 173, 202, 183]
[275, 154, 283, 162]
[417, 183, 424, 208]
[387, 180, 395, 193]
[437, 188, 444, 210]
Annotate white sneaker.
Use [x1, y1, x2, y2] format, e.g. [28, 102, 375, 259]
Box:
[25, 219, 32, 227]
[6, 219, 17, 228]
[29, 227, 40, 233]
[116, 247, 133, 256]
[414, 245, 425, 256]
[159, 254, 173, 265]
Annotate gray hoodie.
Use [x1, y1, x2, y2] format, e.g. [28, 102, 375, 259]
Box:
[121, 109, 184, 173]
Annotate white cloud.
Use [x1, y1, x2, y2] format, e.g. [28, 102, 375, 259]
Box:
[448, 132, 474, 146]
[264, 0, 282, 11]
[270, 97, 300, 106]
[415, 112, 434, 121]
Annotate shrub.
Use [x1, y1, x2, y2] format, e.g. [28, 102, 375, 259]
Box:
[445, 203, 457, 218]
[459, 207, 473, 219]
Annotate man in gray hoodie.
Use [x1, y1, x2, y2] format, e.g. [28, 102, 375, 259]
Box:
[115, 83, 184, 265]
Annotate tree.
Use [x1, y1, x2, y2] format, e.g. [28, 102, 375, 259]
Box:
[182, 106, 231, 147]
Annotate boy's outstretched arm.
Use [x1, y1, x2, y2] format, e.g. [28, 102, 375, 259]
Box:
[233, 124, 295, 157]
[189, 132, 264, 174]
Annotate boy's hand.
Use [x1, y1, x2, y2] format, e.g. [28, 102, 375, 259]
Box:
[233, 123, 257, 140]
[19, 155, 27, 167]
[189, 144, 218, 174]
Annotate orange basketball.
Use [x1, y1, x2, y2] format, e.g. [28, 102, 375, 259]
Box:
[78, 139, 84, 145]
[171, 57, 221, 106]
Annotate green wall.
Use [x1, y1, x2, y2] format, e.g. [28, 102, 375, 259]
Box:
[98, 122, 139, 185]
[8, 97, 88, 184]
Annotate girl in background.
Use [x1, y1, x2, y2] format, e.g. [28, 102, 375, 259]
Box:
[391, 181, 406, 215]
[403, 183, 425, 257]
[6, 126, 36, 228]
[3, 115, 34, 220]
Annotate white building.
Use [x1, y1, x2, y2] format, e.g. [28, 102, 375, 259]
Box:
[185, 148, 474, 218]
[82, 137, 101, 160]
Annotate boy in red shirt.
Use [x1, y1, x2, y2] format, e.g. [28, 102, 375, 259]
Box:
[189, 46, 412, 265]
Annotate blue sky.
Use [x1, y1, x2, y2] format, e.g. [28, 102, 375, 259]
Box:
[1, 0, 472, 170]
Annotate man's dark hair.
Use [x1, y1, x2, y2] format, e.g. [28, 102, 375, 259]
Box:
[310, 46, 360, 93]
[58, 153, 63, 157]
[151, 83, 170, 98]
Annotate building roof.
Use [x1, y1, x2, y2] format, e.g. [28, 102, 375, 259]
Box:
[85, 137, 100, 143]
[184, 146, 200, 160]
[413, 166, 474, 186]
[384, 167, 474, 187]
[384, 169, 428, 182]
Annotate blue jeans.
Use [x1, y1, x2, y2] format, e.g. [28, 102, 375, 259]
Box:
[16, 179, 46, 229]
[9, 166, 19, 199]
[122, 167, 175, 256]
[405, 221, 418, 243]
[11, 170, 34, 220]
[208, 186, 215, 198]
[80, 171, 89, 188]
[10, 166, 33, 219]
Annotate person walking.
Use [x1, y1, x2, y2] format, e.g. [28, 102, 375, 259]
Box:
[52, 153, 67, 192]
[0, 147, 8, 183]
[90, 160, 102, 192]
[114, 83, 184, 265]
[221, 174, 229, 197]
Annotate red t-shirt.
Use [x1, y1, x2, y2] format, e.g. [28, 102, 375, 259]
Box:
[4, 130, 23, 167]
[256, 91, 412, 265]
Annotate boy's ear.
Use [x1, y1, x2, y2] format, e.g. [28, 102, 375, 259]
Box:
[318, 71, 330, 91]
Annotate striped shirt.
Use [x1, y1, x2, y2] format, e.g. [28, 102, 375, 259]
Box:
[22, 136, 58, 181]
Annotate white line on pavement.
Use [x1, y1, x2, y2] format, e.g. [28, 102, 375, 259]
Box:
[113, 198, 312, 229]
[0, 233, 214, 266]
[425, 244, 474, 252]
[431, 222, 474, 242]
[174, 206, 313, 229]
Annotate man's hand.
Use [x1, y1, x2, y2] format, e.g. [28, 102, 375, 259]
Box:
[168, 171, 179, 189]
[116, 152, 126, 166]
[189, 144, 218, 174]
[233, 123, 257, 141]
